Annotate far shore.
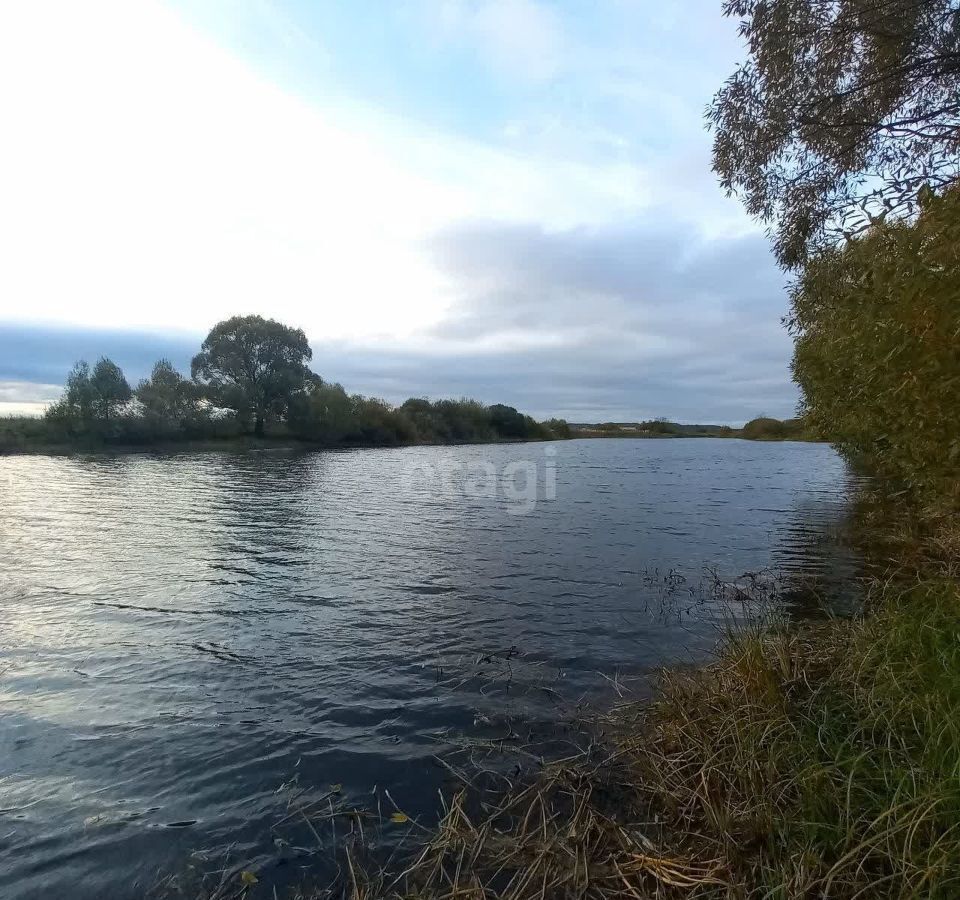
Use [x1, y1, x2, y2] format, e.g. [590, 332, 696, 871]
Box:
[0, 429, 822, 457]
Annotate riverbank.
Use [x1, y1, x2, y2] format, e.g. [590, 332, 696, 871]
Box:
[331, 497, 959, 899]
[320, 578, 957, 896]
[146, 506, 960, 899]
[155, 561, 959, 899]
[570, 416, 818, 442]
[0, 433, 559, 456]
[0, 427, 819, 456]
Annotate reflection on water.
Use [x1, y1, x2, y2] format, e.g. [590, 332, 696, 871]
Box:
[0, 439, 859, 898]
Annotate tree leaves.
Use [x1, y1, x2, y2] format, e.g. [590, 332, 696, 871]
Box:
[791, 185, 960, 505]
[710, 0, 960, 268]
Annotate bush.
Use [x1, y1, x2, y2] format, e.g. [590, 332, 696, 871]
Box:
[791, 186, 960, 505]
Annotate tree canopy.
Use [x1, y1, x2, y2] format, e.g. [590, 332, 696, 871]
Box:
[90, 357, 132, 421]
[136, 359, 201, 431]
[791, 184, 960, 502]
[46, 357, 131, 429]
[710, 0, 960, 267]
[191, 315, 313, 436]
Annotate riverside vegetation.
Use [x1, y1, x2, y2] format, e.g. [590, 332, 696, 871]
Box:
[161, 3, 957, 897]
[0, 315, 571, 453]
[0, 314, 808, 454]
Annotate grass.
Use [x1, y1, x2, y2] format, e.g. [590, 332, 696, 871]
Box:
[327, 575, 960, 899]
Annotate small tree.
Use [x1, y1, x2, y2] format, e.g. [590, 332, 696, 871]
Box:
[65, 360, 95, 423]
[90, 357, 132, 422]
[289, 379, 356, 444]
[191, 315, 314, 436]
[136, 359, 200, 431]
[46, 360, 96, 430]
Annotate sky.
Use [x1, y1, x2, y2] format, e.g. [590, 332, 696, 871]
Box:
[0, 0, 797, 422]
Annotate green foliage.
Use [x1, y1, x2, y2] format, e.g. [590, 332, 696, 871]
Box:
[741, 416, 807, 441]
[17, 316, 564, 452]
[191, 315, 313, 436]
[44, 357, 131, 433]
[0, 416, 63, 452]
[541, 418, 572, 439]
[710, 0, 960, 267]
[791, 185, 960, 503]
[291, 390, 553, 447]
[90, 357, 132, 422]
[637, 577, 960, 896]
[135, 359, 205, 438]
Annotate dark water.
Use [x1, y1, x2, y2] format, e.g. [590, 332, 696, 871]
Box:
[0, 439, 859, 898]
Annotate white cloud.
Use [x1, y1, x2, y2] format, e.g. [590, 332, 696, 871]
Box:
[0, 0, 793, 422]
[0, 0, 656, 346]
[0, 381, 61, 416]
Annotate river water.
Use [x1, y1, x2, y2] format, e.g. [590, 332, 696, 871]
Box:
[0, 438, 859, 898]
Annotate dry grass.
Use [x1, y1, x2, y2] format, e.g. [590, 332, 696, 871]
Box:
[329, 574, 960, 900]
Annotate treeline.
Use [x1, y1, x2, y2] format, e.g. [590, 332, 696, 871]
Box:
[0, 315, 570, 451]
[571, 416, 811, 441]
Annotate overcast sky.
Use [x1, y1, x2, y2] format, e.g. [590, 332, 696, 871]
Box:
[0, 0, 797, 422]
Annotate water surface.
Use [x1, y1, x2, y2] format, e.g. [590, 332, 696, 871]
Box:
[0, 439, 859, 898]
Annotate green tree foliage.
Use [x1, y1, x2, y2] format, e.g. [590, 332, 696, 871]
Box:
[30, 316, 564, 451]
[710, 0, 960, 267]
[48, 360, 96, 428]
[288, 379, 356, 444]
[46, 358, 131, 431]
[90, 357, 132, 422]
[542, 418, 572, 439]
[191, 315, 313, 436]
[791, 185, 960, 502]
[740, 416, 805, 440]
[136, 359, 202, 435]
[488, 404, 530, 439]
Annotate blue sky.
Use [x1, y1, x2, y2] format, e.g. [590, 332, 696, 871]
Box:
[0, 0, 797, 422]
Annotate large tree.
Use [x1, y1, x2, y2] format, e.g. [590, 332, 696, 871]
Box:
[710, 0, 960, 267]
[191, 315, 313, 436]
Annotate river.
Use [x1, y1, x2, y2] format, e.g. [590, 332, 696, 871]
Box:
[0, 438, 859, 898]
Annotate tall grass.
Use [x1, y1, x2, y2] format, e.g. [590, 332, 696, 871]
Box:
[325, 577, 960, 899]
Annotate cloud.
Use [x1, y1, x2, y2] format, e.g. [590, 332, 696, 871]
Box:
[0, 0, 665, 345]
[425, 216, 788, 352]
[0, 210, 799, 424]
[0, 0, 795, 423]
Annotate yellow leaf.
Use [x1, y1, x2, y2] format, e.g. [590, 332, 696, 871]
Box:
[240, 870, 258, 885]
[330, 783, 342, 793]
[390, 812, 409, 824]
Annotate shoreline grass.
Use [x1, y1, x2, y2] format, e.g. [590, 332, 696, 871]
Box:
[157, 564, 960, 899]
[329, 573, 959, 899]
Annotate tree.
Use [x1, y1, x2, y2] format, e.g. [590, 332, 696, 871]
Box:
[489, 404, 528, 439]
[45, 357, 131, 430]
[64, 360, 96, 423]
[46, 360, 96, 429]
[191, 315, 313, 436]
[90, 357, 132, 422]
[136, 359, 200, 430]
[741, 416, 788, 440]
[791, 185, 960, 500]
[288, 379, 356, 444]
[710, 0, 960, 268]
